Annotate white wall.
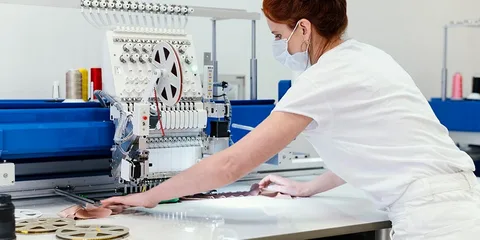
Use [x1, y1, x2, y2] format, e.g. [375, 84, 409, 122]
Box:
[1, 0, 480, 100]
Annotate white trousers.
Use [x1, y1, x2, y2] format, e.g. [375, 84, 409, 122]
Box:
[387, 171, 480, 240]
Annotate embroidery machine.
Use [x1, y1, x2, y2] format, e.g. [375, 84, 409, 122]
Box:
[0, 0, 324, 205]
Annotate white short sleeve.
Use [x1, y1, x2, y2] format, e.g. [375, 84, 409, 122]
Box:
[273, 76, 333, 131]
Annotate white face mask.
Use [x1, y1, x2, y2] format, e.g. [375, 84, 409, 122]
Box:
[272, 22, 310, 72]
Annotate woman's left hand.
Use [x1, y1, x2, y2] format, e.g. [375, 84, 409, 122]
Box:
[101, 192, 158, 209]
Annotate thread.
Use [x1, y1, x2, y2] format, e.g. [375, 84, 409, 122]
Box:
[451, 72, 463, 100]
[78, 68, 89, 101]
[91, 68, 103, 99]
[65, 70, 83, 101]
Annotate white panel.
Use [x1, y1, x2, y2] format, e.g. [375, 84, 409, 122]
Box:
[193, 111, 198, 129]
[120, 159, 131, 181]
[197, 109, 208, 129]
[175, 111, 180, 129]
[180, 111, 185, 129]
[0, 163, 15, 186]
[132, 103, 150, 136]
[166, 111, 172, 130]
[188, 111, 194, 129]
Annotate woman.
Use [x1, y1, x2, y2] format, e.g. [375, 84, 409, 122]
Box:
[103, 0, 480, 239]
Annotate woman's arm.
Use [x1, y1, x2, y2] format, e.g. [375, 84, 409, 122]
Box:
[258, 170, 346, 197]
[102, 111, 312, 208]
[304, 171, 346, 195]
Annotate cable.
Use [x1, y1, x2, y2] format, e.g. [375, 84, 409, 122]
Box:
[153, 88, 166, 136]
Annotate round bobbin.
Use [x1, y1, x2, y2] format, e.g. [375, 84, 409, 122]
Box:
[56, 225, 129, 240]
[151, 41, 183, 106]
[15, 218, 75, 234]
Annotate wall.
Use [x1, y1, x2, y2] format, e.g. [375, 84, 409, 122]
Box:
[1, 0, 480, 100]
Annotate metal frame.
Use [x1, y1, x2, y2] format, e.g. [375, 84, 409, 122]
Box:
[0, 1, 261, 20]
[441, 19, 480, 101]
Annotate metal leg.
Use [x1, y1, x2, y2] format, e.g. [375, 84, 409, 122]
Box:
[212, 19, 219, 98]
[441, 26, 448, 101]
[375, 228, 392, 240]
[250, 20, 258, 100]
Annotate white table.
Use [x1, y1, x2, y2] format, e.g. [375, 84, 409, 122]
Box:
[13, 177, 391, 240]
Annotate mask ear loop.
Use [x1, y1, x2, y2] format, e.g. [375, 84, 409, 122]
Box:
[285, 22, 301, 54]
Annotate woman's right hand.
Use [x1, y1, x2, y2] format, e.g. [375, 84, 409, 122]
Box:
[258, 175, 313, 197]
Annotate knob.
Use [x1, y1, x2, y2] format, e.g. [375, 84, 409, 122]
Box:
[115, 1, 123, 9]
[138, 2, 145, 10]
[130, 54, 140, 63]
[123, 43, 133, 52]
[130, 2, 138, 10]
[143, 44, 152, 53]
[91, 0, 99, 7]
[107, 0, 115, 9]
[145, 3, 153, 11]
[120, 53, 130, 63]
[160, 4, 167, 13]
[174, 6, 181, 13]
[140, 54, 149, 64]
[133, 43, 142, 53]
[123, 1, 130, 10]
[178, 46, 186, 54]
[82, 0, 92, 7]
[99, 0, 107, 8]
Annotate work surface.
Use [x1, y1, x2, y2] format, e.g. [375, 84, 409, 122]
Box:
[14, 177, 391, 240]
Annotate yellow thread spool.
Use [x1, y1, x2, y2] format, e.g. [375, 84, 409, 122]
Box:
[78, 68, 89, 101]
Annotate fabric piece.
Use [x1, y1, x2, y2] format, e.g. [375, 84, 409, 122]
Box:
[58, 205, 124, 220]
[181, 183, 294, 201]
[272, 38, 475, 208]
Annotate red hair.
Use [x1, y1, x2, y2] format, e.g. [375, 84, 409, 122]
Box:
[263, 0, 348, 61]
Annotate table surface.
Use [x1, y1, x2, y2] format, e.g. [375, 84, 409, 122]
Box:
[13, 176, 392, 240]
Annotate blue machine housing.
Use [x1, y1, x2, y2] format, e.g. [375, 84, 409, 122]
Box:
[0, 100, 114, 162]
[429, 98, 480, 132]
[205, 100, 276, 144]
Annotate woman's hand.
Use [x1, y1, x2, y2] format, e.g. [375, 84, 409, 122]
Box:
[258, 175, 313, 197]
[101, 192, 158, 209]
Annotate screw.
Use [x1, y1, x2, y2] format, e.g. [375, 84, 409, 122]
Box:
[3, 173, 8, 178]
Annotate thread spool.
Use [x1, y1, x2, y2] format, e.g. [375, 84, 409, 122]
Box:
[78, 68, 89, 102]
[0, 194, 16, 240]
[91, 68, 103, 99]
[451, 72, 463, 100]
[65, 70, 83, 102]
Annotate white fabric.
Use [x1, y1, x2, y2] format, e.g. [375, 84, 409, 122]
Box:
[387, 172, 480, 239]
[273, 39, 476, 208]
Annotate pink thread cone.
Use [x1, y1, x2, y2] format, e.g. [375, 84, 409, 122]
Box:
[452, 72, 463, 100]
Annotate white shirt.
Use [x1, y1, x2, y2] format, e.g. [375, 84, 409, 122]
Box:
[273, 39, 475, 208]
